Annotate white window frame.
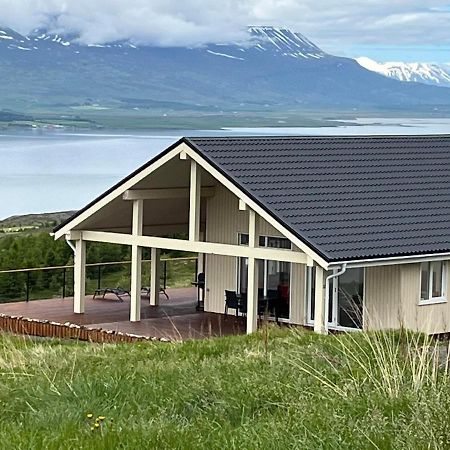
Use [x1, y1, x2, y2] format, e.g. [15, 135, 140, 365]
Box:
[419, 261, 447, 306]
[236, 232, 292, 323]
[305, 266, 365, 331]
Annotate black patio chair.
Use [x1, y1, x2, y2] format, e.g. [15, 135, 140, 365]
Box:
[240, 293, 269, 319]
[224, 290, 240, 316]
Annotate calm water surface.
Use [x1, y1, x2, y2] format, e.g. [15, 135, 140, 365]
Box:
[1, 118, 449, 219]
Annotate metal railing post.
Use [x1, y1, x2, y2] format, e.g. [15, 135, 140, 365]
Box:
[26, 271, 30, 302]
[62, 267, 66, 298]
[97, 265, 101, 289]
[195, 258, 198, 280]
[163, 260, 167, 290]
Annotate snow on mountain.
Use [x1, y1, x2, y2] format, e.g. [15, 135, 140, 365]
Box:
[357, 57, 450, 87]
[0, 27, 137, 51]
[0, 25, 326, 61]
[245, 26, 326, 59]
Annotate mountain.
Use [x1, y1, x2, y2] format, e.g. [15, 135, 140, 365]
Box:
[2, 25, 450, 114]
[356, 57, 450, 88]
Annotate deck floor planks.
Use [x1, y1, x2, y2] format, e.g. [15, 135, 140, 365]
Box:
[0, 287, 246, 340]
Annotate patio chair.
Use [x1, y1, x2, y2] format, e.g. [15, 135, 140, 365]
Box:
[141, 286, 170, 300]
[238, 293, 269, 318]
[224, 290, 240, 316]
[93, 287, 130, 302]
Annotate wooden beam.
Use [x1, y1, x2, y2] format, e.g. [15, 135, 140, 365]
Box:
[247, 209, 259, 334]
[150, 248, 161, 306]
[189, 160, 201, 242]
[73, 239, 86, 314]
[313, 266, 326, 334]
[54, 145, 183, 240]
[238, 199, 247, 211]
[123, 187, 215, 201]
[130, 199, 143, 322]
[78, 231, 308, 264]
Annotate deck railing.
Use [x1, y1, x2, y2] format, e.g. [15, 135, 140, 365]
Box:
[0, 256, 198, 303]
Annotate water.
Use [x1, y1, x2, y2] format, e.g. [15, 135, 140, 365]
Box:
[1, 117, 449, 219]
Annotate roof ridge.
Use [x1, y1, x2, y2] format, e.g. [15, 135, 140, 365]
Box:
[187, 134, 450, 140]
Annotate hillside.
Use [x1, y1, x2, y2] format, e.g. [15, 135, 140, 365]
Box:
[1, 25, 450, 122]
[0, 327, 448, 448]
[0, 211, 75, 235]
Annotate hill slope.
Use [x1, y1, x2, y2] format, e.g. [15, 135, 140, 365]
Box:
[0, 328, 448, 448]
[1, 26, 450, 114]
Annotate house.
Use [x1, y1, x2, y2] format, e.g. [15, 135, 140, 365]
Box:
[53, 135, 450, 335]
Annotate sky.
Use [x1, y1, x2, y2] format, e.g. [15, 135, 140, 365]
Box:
[1, 0, 449, 63]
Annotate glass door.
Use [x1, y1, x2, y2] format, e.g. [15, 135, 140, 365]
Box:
[238, 234, 291, 320]
[306, 267, 364, 329]
[336, 268, 364, 328]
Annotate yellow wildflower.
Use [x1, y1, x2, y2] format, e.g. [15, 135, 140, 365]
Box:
[87, 413, 93, 418]
[98, 416, 106, 421]
[94, 423, 100, 428]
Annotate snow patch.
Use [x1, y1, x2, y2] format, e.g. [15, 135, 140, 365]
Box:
[206, 50, 244, 60]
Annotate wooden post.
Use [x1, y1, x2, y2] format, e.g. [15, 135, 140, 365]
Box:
[74, 239, 86, 314]
[313, 266, 326, 334]
[189, 159, 201, 242]
[130, 199, 143, 322]
[246, 209, 259, 334]
[150, 247, 160, 306]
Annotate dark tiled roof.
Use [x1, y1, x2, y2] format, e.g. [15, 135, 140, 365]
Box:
[187, 135, 450, 262]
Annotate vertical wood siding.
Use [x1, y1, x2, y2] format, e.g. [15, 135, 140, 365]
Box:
[365, 261, 450, 333]
[204, 185, 306, 322]
[364, 265, 401, 330]
[290, 263, 305, 324]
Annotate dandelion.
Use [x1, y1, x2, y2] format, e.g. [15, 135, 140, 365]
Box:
[87, 413, 93, 419]
[90, 427, 95, 432]
[98, 416, 106, 421]
[94, 423, 100, 428]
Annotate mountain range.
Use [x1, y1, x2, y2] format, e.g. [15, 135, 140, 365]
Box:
[356, 57, 450, 88]
[1, 25, 450, 115]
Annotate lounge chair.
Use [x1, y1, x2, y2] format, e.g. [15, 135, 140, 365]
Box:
[141, 286, 169, 300]
[93, 288, 130, 302]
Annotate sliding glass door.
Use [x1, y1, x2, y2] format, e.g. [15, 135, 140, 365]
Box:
[238, 234, 291, 320]
[306, 267, 364, 329]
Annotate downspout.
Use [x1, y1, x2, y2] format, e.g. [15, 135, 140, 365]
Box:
[324, 263, 347, 333]
[65, 235, 76, 254]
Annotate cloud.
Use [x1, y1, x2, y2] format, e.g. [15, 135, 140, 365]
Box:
[0, 0, 449, 49]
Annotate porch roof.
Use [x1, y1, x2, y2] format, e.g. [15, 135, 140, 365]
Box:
[55, 135, 450, 263]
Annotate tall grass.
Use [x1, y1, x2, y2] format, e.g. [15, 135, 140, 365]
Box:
[1, 327, 450, 448]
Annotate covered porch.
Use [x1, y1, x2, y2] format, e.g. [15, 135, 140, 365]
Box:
[53, 140, 332, 335]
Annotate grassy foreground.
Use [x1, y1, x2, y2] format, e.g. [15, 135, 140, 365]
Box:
[1, 327, 450, 449]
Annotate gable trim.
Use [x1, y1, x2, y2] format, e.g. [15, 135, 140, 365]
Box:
[53, 138, 186, 239]
[180, 141, 329, 268]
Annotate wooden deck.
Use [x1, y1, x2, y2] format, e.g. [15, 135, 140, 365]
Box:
[0, 287, 246, 341]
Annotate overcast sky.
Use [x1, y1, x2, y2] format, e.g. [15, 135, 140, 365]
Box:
[1, 0, 450, 62]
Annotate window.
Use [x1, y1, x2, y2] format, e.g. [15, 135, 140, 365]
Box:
[237, 233, 291, 319]
[420, 261, 446, 304]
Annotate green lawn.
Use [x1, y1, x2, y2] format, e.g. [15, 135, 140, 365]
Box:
[0, 327, 449, 449]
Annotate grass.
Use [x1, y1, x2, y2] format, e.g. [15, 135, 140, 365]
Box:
[1, 327, 450, 449]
